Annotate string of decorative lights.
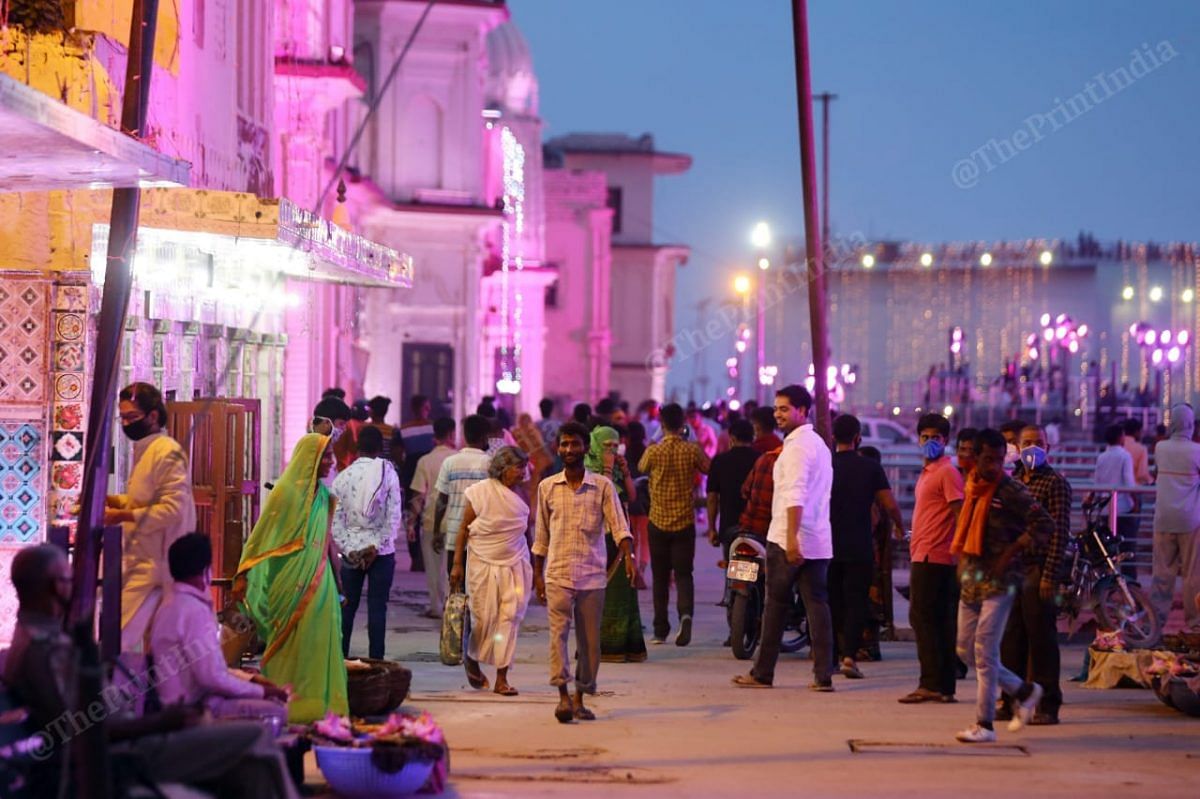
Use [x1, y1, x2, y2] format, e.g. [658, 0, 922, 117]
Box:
[497, 126, 526, 395]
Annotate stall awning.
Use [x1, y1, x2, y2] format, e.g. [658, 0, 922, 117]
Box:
[92, 188, 413, 289]
[0, 74, 190, 192]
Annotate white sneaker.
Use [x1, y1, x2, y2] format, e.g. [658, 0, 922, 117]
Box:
[955, 724, 997, 743]
[1008, 683, 1044, 732]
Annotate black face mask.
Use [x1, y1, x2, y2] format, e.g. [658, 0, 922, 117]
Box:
[121, 416, 155, 441]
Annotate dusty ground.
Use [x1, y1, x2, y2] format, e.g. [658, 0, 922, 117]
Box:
[313, 551, 1200, 798]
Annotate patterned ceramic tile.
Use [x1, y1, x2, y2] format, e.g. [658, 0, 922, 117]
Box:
[50, 461, 82, 493]
[0, 421, 44, 544]
[51, 431, 83, 462]
[54, 372, 83, 401]
[53, 284, 88, 312]
[53, 312, 85, 342]
[52, 402, 85, 432]
[0, 279, 48, 403]
[53, 342, 84, 371]
[47, 492, 78, 521]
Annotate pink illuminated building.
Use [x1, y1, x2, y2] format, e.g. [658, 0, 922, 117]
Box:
[0, 0, 692, 644]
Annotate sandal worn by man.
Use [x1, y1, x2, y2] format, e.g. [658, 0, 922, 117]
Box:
[494, 684, 519, 697]
[465, 660, 489, 691]
[554, 697, 574, 723]
[898, 688, 942, 704]
[732, 674, 772, 688]
[573, 704, 596, 721]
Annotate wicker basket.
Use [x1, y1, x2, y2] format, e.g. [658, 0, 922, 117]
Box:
[358, 659, 412, 710]
[347, 663, 393, 717]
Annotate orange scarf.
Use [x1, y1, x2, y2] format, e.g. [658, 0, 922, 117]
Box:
[951, 474, 1000, 557]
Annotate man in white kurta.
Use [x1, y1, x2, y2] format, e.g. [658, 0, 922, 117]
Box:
[107, 429, 197, 652]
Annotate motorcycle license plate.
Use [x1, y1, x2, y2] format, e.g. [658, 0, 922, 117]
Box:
[727, 560, 759, 582]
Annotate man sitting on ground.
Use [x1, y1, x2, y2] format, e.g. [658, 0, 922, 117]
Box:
[150, 533, 289, 722]
[4, 545, 297, 798]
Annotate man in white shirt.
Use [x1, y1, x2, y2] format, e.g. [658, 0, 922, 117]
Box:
[409, 417, 458, 617]
[734, 384, 835, 691]
[150, 533, 289, 721]
[332, 426, 403, 659]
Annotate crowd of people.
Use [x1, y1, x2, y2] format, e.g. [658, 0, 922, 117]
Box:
[5, 379, 1200, 794]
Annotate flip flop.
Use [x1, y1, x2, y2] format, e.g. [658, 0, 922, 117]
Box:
[494, 685, 519, 697]
[465, 661, 489, 691]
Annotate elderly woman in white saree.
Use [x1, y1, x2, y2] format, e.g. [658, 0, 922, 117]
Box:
[449, 446, 532, 696]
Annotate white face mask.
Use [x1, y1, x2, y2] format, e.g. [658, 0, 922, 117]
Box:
[329, 426, 344, 443]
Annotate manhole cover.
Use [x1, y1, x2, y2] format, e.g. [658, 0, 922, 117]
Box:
[457, 746, 607, 760]
[848, 739, 1028, 757]
[456, 765, 671, 785]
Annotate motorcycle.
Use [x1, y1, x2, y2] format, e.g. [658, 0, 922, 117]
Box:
[1060, 496, 1160, 648]
[725, 530, 809, 660]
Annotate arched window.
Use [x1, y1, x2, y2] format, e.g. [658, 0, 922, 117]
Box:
[402, 95, 443, 189]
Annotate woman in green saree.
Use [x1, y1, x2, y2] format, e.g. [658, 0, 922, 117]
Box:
[585, 426, 648, 663]
[234, 434, 349, 723]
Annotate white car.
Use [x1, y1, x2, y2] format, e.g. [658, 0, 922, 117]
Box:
[857, 417, 914, 448]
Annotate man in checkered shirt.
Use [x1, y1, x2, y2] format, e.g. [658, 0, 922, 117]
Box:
[533, 421, 635, 723]
[639, 403, 711, 647]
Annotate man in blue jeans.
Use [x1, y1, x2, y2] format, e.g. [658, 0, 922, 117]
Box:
[952, 428, 1053, 743]
[332, 425, 404, 659]
[733, 384, 835, 691]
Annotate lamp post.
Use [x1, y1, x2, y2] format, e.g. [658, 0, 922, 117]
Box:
[751, 221, 771, 405]
[733, 273, 752, 401]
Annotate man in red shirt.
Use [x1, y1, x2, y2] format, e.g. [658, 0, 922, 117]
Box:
[900, 413, 965, 704]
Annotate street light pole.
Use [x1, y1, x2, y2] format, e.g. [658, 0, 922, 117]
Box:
[750, 223, 771, 406]
[815, 92, 837, 247]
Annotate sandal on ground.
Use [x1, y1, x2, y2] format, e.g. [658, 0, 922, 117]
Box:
[465, 660, 489, 691]
[732, 674, 772, 688]
[494, 684, 519, 697]
[573, 704, 596, 721]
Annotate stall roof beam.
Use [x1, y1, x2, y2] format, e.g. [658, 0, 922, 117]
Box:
[0, 73, 190, 192]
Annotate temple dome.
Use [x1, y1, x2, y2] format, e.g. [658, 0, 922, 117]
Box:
[486, 20, 539, 116]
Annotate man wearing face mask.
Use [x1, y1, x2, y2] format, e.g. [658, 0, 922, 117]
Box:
[998, 425, 1071, 725]
[899, 413, 964, 704]
[105, 382, 198, 652]
[999, 420, 1028, 472]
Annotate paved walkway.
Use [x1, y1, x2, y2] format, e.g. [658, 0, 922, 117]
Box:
[315, 548, 1200, 798]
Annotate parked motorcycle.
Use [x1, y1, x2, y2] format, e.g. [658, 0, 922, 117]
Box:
[725, 530, 809, 660]
[1060, 496, 1160, 648]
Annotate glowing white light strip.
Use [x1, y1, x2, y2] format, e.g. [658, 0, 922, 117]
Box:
[499, 126, 527, 393]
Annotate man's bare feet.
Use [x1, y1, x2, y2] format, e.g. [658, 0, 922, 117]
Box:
[554, 694, 574, 723]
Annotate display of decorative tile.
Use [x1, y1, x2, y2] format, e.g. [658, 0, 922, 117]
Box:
[54, 372, 83, 400]
[50, 461, 83, 493]
[47, 492, 78, 521]
[53, 284, 87, 312]
[53, 402, 85, 431]
[51, 431, 83, 462]
[0, 280, 48, 403]
[54, 312, 85, 341]
[0, 421, 44, 544]
[53, 341, 85, 371]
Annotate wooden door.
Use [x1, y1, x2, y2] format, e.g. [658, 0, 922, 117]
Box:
[167, 399, 260, 582]
[401, 343, 454, 420]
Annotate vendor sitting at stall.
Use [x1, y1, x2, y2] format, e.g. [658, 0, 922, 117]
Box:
[150, 533, 290, 723]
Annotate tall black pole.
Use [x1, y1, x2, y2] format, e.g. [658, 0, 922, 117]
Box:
[69, 3, 159, 797]
[791, 0, 831, 443]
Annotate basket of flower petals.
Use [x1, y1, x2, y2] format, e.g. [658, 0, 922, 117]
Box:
[311, 712, 446, 797]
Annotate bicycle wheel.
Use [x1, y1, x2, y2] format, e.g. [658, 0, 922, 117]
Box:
[1096, 581, 1161, 649]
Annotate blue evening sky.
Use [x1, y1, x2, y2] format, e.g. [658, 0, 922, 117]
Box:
[512, 1, 1200, 400]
